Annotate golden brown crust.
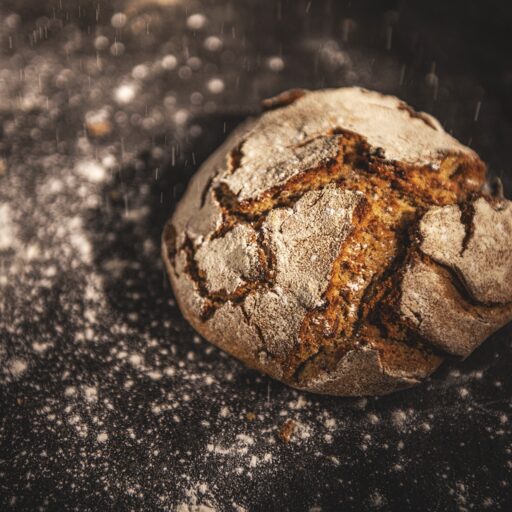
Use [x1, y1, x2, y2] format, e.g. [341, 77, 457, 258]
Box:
[162, 87, 512, 396]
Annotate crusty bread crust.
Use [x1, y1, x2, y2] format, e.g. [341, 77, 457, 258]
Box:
[162, 87, 512, 396]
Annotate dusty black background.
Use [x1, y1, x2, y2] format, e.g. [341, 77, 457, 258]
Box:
[1, 1, 512, 511]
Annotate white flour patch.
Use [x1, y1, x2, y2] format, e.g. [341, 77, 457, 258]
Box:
[76, 159, 108, 183]
[97, 432, 109, 443]
[7, 358, 28, 378]
[0, 204, 16, 251]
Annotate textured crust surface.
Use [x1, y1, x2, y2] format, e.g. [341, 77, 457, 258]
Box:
[419, 198, 512, 304]
[220, 88, 474, 201]
[162, 87, 512, 396]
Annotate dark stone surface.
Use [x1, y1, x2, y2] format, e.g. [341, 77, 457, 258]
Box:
[0, 1, 511, 510]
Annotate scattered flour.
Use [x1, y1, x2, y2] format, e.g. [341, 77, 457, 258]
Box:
[7, 358, 28, 378]
[0, 204, 15, 251]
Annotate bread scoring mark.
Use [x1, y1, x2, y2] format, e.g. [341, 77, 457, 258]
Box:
[459, 199, 476, 256]
[225, 139, 245, 176]
[199, 176, 215, 209]
[397, 101, 438, 130]
[261, 88, 308, 111]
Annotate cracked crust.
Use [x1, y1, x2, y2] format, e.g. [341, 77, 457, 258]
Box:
[419, 197, 512, 305]
[163, 87, 512, 396]
[400, 255, 512, 357]
[219, 87, 477, 202]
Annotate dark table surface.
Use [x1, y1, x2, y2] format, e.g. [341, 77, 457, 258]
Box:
[1, 1, 512, 510]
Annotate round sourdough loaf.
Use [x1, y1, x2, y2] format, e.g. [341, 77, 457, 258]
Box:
[162, 87, 512, 396]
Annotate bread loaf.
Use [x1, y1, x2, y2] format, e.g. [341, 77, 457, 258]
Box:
[162, 87, 512, 396]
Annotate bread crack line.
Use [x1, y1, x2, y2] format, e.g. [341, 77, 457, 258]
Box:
[180, 234, 274, 320]
[211, 131, 477, 228]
